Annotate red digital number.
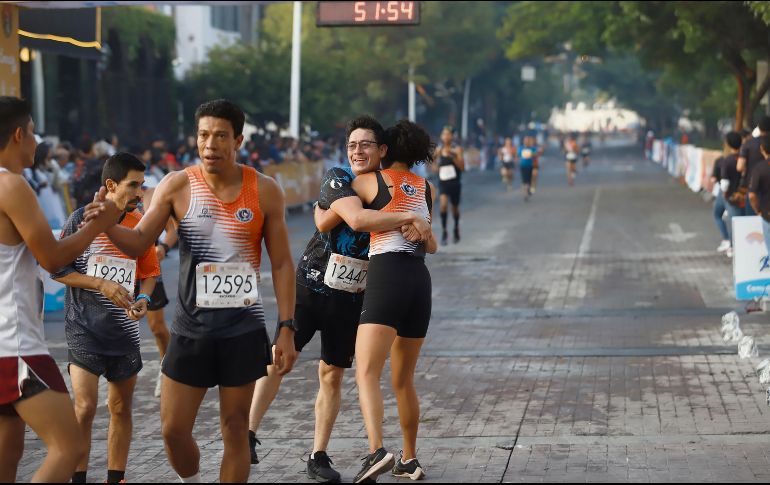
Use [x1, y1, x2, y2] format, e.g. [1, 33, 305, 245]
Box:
[401, 1, 414, 20]
[354, 1, 366, 22]
[387, 1, 399, 21]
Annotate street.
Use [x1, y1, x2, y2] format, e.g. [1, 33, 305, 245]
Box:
[19, 140, 770, 483]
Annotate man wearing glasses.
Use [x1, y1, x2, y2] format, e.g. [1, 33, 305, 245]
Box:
[248, 116, 430, 482]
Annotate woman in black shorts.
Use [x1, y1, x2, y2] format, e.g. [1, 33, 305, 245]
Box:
[434, 126, 464, 245]
[340, 120, 438, 482]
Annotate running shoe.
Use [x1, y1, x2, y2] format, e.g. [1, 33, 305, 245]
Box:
[717, 240, 731, 253]
[249, 431, 261, 465]
[392, 455, 426, 481]
[354, 448, 395, 483]
[453, 227, 460, 244]
[307, 451, 341, 483]
[441, 231, 448, 246]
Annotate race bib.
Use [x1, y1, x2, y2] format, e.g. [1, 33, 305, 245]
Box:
[324, 254, 369, 293]
[87, 254, 136, 295]
[195, 262, 259, 308]
[567, 152, 578, 161]
[521, 149, 533, 159]
[439, 164, 458, 181]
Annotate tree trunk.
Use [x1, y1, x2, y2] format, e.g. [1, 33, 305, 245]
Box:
[746, 70, 770, 128]
[736, 73, 746, 131]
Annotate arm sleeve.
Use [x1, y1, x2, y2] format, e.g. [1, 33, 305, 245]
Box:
[50, 209, 84, 279]
[740, 141, 751, 160]
[318, 168, 357, 210]
[749, 166, 762, 194]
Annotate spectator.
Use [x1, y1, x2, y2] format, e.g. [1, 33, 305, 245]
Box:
[738, 116, 770, 215]
[749, 136, 770, 256]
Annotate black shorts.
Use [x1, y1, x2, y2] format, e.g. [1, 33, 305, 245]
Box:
[291, 284, 363, 369]
[520, 166, 533, 185]
[439, 182, 461, 206]
[359, 253, 431, 339]
[68, 348, 143, 383]
[162, 328, 272, 388]
[502, 162, 515, 171]
[147, 279, 169, 311]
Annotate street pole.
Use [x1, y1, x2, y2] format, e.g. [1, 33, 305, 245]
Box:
[31, 50, 44, 133]
[289, 1, 301, 139]
[408, 65, 416, 122]
[461, 77, 471, 142]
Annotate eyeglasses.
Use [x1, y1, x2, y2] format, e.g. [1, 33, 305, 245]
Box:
[347, 140, 379, 151]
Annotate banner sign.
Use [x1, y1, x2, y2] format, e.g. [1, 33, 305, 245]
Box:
[733, 216, 770, 300]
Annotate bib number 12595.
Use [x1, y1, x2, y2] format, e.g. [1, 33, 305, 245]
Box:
[196, 262, 259, 308]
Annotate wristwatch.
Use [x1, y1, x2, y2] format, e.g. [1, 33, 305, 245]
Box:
[157, 242, 171, 254]
[277, 318, 298, 332]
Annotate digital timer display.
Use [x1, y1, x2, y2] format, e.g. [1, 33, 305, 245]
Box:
[317, 1, 421, 27]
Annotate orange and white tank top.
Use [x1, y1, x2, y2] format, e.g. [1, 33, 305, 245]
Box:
[174, 165, 266, 339]
[368, 169, 432, 258]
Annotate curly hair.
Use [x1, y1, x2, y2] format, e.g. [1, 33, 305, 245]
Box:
[383, 119, 435, 169]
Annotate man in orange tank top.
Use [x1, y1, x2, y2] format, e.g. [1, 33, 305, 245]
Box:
[85, 100, 297, 483]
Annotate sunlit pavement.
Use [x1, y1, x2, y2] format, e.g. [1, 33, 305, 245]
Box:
[21, 139, 770, 482]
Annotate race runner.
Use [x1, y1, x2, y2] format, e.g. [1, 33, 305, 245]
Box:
[434, 126, 464, 245]
[498, 137, 516, 192]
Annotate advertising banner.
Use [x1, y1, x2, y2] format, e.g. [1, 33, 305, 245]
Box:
[733, 216, 770, 300]
[0, 5, 19, 97]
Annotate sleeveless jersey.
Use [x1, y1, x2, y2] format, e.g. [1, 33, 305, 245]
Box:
[0, 167, 48, 359]
[52, 209, 160, 355]
[369, 169, 431, 258]
[175, 165, 266, 339]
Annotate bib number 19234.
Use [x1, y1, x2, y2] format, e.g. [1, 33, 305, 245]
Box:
[86, 254, 136, 295]
[324, 254, 368, 293]
[196, 262, 259, 308]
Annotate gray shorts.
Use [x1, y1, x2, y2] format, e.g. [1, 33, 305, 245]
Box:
[68, 348, 143, 382]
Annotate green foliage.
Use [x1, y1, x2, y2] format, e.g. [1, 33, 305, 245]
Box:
[102, 7, 175, 61]
[182, 2, 528, 136]
[499, 1, 770, 132]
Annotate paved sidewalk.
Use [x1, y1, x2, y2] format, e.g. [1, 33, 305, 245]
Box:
[17, 143, 770, 482]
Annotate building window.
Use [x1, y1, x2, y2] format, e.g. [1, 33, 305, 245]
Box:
[210, 6, 238, 32]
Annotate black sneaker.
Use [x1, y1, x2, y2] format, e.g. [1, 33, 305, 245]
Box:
[392, 457, 425, 480]
[453, 227, 460, 244]
[441, 231, 448, 246]
[354, 448, 395, 483]
[307, 451, 341, 483]
[249, 431, 261, 465]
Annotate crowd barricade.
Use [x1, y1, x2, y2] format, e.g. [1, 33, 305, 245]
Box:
[464, 147, 481, 170]
[647, 138, 721, 193]
[263, 159, 325, 209]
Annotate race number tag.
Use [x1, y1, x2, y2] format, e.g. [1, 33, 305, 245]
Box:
[439, 164, 458, 181]
[521, 149, 533, 159]
[195, 262, 259, 308]
[324, 254, 369, 293]
[87, 254, 136, 295]
[566, 152, 578, 161]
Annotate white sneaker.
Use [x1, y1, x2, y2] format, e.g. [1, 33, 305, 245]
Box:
[717, 240, 731, 253]
[154, 369, 162, 398]
[726, 247, 734, 258]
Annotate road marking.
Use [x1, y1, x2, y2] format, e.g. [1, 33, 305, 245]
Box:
[657, 223, 697, 243]
[578, 188, 601, 257]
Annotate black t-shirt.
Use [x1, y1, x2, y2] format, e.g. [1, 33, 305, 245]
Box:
[749, 160, 770, 222]
[717, 154, 742, 200]
[711, 156, 724, 180]
[296, 167, 370, 297]
[740, 137, 764, 186]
